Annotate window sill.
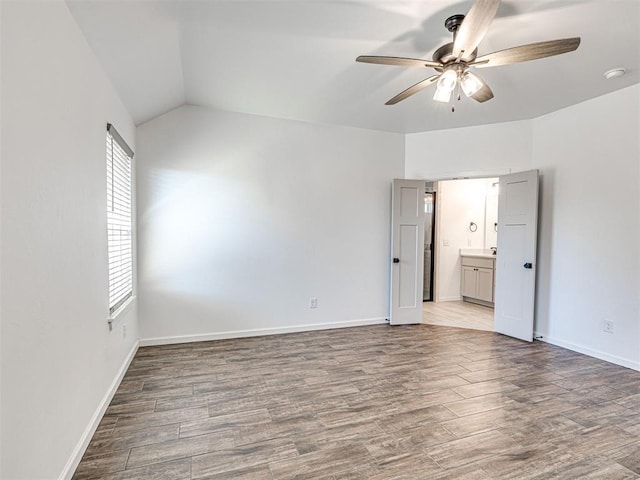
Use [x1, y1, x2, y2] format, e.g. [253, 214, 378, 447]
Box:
[108, 295, 136, 327]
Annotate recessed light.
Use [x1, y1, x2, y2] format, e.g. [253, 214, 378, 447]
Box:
[604, 68, 626, 80]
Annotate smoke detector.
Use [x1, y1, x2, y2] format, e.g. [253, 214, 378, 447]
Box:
[604, 68, 626, 80]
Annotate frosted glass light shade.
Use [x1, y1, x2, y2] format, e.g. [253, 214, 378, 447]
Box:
[436, 69, 457, 93]
[433, 86, 452, 103]
[461, 71, 483, 97]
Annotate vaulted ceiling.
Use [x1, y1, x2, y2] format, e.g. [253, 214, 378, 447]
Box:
[67, 0, 639, 133]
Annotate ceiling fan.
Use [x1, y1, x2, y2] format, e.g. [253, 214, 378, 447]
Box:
[356, 0, 580, 108]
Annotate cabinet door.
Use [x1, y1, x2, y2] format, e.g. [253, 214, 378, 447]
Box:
[461, 266, 477, 298]
[477, 268, 494, 302]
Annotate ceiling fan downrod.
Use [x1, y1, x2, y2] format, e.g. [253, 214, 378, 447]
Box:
[433, 14, 479, 65]
[445, 14, 465, 40]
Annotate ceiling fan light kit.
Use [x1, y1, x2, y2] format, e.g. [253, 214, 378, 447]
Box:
[433, 85, 453, 103]
[356, 0, 581, 109]
[461, 72, 483, 97]
[434, 68, 458, 102]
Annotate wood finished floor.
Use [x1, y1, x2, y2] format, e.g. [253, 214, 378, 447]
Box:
[74, 325, 640, 480]
[423, 300, 494, 332]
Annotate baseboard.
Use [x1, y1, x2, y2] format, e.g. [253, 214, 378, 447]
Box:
[437, 296, 462, 302]
[59, 340, 140, 480]
[534, 331, 640, 371]
[140, 317, 388, 346]
[461, 296, 494, 308]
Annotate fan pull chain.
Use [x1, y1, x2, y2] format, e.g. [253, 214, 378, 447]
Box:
[451, 81, 461, 112]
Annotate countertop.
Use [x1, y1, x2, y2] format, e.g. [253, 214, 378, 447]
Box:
[459, 249, 497, 259]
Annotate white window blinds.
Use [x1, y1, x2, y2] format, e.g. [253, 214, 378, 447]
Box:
[106, 124, 134, 315]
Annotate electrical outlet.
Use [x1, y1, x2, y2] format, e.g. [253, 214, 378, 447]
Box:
[604, 319, 614, 334]
[443, 239, 450, 247]
[309, 297, 318, 309]
[122, 323, 127, 339]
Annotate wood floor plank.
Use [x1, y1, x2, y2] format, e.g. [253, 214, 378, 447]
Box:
[114, 405, 209, 433]
[126, 431, 234, 470]
[439, 407, 519, 438]
[72, 450, 129, 480]
[193, 463, 273, 480]
[191, 437, 297, 479]
[476, 442, 583, 480]
[606, 441, 640, 475]
[423, 300, 494, 331]
[84, 423, 179, 458]
[443, 392, 516, 417]
[179, 408, 272, 439]
[267, 443, 373, 479]
[85, 458, 192, 480]
[427, 429, 514, 469]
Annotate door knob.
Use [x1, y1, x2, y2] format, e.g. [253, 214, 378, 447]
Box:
[523, 263, 533, 269]
[393, 258, 400, 263]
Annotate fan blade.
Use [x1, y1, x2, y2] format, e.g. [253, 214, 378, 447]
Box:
[471, 37, 581, 68]
[385, 76, 440, 105]
[453, 0, 501, 61]
[471, 78, 494, 103]
[356, 55, 442, 69]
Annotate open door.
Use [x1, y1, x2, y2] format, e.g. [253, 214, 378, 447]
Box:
[494, 170, 539, 341]
[390, 179, 425, 325]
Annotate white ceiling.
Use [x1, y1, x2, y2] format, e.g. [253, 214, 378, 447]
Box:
[67, 0, 639, 133]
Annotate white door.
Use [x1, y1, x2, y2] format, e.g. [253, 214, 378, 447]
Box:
[494, 170, 539, 341]
[390, 179, 425, 325]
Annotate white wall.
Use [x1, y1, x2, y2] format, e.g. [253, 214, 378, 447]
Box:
[406, 85, 640, 370]
[1, 2, 139, 479]
[484, 190, 498, 249]
[136, 106, 404, 342]
[405, 120, 533, 180]
[533, 84, 639, 370]
[436, 178, 491, 301]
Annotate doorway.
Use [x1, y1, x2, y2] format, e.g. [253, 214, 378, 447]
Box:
[424, 177, 498, 331]
[390, 172, 539, 341]
[423, 185, 436, 302]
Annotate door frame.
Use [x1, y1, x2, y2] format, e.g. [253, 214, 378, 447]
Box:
[429, 173, 509, 306]
[423, 190, 436, 302]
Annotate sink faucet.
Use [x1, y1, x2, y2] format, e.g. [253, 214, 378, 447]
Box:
[491, 247, 497, 255]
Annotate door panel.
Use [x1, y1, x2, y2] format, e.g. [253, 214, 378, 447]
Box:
[461, 266, 477, 298]
[494, 170, 539, 341]
[399, 224, 419, 308]
[390, 179, 425, 325]
[477, 268, 494, 302]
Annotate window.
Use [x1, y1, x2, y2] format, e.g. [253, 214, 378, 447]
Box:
[106, 123, 134, 315]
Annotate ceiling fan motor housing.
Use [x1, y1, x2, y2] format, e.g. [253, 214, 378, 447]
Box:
[432, 43, 478, 66]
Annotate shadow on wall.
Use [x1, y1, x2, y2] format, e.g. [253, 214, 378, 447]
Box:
[534, 168, 555, 335]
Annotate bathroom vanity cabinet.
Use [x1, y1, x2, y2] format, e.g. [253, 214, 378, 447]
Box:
[461, 255, 495, 307]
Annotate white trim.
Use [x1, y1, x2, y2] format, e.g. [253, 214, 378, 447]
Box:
[534, 331, 640, 372]
[108, 295, 136, 324]
[140, 317, 387, 347]
[58, 340, 139, 480]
